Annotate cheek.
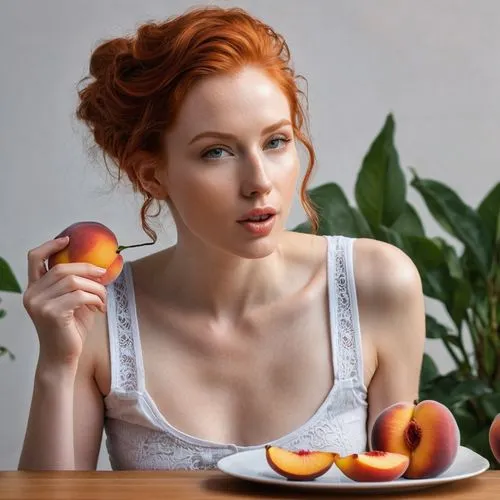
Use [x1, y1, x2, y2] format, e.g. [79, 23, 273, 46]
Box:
[274, 152, 300, 195]
[167, 167, 233, 220]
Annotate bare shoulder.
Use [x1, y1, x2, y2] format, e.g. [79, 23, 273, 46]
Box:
[352, 238, 426, 377]
[352, 237, 423, 312]
[284, 230, 327, 268]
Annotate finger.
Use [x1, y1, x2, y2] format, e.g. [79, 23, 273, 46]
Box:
[40, 274, 107, 305]
[27, 236, 69, 285]
[50, 290, 106, 315]
[36, 262, 107, 290]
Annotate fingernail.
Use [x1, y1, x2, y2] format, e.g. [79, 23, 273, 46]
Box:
[57, 236, 69, 242]
[95, 267, 107, 274]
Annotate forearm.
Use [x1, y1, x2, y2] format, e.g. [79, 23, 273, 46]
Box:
[18, 361, 78, 470]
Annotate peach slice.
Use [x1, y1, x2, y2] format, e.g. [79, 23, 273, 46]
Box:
[265, 445, 338, 481]
[370, 399, 460, 479]
[489, 414, 500, 463]
[335, 451, 409, 482]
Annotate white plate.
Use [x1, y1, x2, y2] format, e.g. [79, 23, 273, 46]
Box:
[217, 446, 490, 494]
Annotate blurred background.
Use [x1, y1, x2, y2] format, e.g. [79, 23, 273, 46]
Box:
[1, 0, 499, 469]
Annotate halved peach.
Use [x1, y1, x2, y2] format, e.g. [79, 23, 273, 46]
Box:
[335, 451, 409, 482]
[370, 399, 460, 479]
[265, 445, 338, 481]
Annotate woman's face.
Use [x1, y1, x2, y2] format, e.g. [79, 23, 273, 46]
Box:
[158, 65, 300, 258]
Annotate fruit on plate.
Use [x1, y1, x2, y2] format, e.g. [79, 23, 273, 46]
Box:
[370, 399, 460, 479]
[335, 451, 409, 482]
[265, 445, 338, 481]
[489, 414, 500, 463]
[47, 221, 152, 285]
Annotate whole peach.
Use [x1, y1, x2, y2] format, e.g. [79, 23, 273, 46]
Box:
[489, 414, 500, 463]
[48, 221, 124, 285]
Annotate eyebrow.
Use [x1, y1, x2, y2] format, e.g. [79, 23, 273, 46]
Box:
[188, 119, 292, 145]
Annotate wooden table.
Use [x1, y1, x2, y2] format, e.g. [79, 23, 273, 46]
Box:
[0, 470, 498, 499]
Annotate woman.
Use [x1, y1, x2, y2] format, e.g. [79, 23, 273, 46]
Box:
[19, 5, 425, 471]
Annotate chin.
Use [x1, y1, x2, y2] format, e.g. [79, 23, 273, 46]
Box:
[225, 231, 282, 260]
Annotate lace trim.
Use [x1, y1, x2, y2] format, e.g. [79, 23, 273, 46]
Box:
[112, 268, 139, 392]
[333, 236, 360, 381]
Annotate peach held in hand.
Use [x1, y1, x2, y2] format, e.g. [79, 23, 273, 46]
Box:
[370, 399, 460, 479]
[489, 414, 500, 463]
[47, 221, 134, 285]
[265, 445, 338, 481]
[335, 451, 409, 482]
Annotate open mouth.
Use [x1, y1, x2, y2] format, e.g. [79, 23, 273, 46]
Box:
[237, 213, 277, 235]
[241, 214, 274, 223]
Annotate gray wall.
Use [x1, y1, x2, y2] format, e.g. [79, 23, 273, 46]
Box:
[1, 0, 498, 470]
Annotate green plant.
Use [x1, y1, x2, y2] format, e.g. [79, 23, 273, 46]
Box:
[294, 113, 500, 467]
[0, 257, 21, 360]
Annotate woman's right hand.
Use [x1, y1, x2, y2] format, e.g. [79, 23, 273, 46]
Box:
[23, 236, 108, 369]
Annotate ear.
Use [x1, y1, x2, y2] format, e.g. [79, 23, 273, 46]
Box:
[134, 152, 168, 200]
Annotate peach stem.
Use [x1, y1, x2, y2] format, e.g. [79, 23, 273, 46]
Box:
[117, 241, 156, 253]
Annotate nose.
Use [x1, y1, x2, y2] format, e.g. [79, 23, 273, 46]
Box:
[240, 152, 273, 198]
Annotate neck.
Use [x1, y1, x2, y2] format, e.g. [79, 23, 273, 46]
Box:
[160, 233, 288, 321]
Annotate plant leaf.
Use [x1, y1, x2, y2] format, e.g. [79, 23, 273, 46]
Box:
[0, 258, 22, 293]
[351, 208, 373, 238]
[421, 265, 452, 303]
[447, 379, 492, 407]
[292, 220, 312, 234]
[466, 427, 495, 467]
[420, 370, 461, 407]
[483, 337, 497, 379]
[391, 202, 425, 237]
[355, 114, 406, 229]
[0, 346, 15, 361]
[432, 237, 463, 280]
[447, 279, 471, 328]
[410, 173, 491, 278]
[480, 393, 500, 420]
[425, 315, 449, 339]
[306, 183, 372, 237]
[452, 406, 480, 439]
[477, 182, 500, 245]
[419, 353, 440, 388]
[390, 235, 453, 303]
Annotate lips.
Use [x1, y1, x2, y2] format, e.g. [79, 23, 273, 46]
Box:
[237, 207, 277, 222]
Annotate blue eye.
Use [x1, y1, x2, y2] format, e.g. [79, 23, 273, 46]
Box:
[201, 135, 291, 161]
[266, 136, 290, 149]
[203, 147, 229, 160]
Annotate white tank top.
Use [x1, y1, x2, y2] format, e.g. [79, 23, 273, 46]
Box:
[103, 235, 368, 470]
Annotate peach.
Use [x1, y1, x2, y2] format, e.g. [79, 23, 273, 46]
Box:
[489, 414, 500, 463]
[335, 451, 409, 482]
[265, 445, 338, 481]
[370, 399, 460, 479]
[47, 221, 124, 285]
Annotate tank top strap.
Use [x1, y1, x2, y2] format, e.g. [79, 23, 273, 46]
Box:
[326, 235, 364, 384]
[106, 261, 146, 393]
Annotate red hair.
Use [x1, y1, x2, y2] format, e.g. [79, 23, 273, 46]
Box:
[76, 5, 319, 242]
